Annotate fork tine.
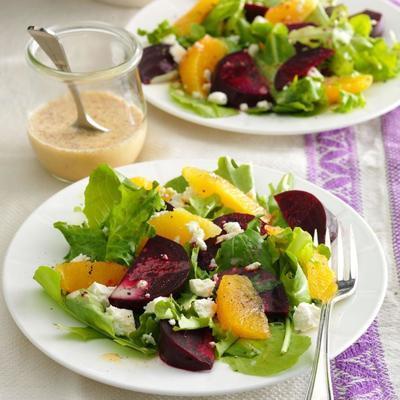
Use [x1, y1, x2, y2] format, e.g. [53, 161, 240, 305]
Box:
[336, 224, 345, 281]
[313, 229, 319, 246]
[325, 227, 332, 270]
[349, 225, 358, 284]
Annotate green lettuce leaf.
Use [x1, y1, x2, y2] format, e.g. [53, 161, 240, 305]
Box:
[216, 229, 274, 272]
[334, 91, 366, 113]
[33, 266, 65, 307]
[83, 164, 121, 228]
[105, 183, 164, 265]
[222, 323, 311, 376]
[349, 14, 372, 37]
[215, 156, 255, 194]
[189, 247, 211, 280]
[55, 325, 106, 341]
[53, 222, 107, 262]
[186, 194, 223, 219]
[164, 175, 189, 193]
[212, 322, 238, 358]
[169, 85, 238, 118]
[137, 20, 174, 44]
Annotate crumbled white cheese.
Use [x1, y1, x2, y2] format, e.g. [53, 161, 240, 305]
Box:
[87, 282, 115, 307]
[168, 319, 176, 326]
[144, 296, 169, 314]
[209, 258, 218, 270]
[142, 333, 156, 346]
[71, 254, 91, 262]
[169, 42, 187, 63]
[208, 91, 228, 106]
[307, 67, 324, 79]
[293, 302, 321, 332]
[254, 15, 268, 24]
[186, 221, 207, 251]
[203, 69, 212, 82]
[248, 43, 259, 57]
[256, 100, 271, 110]
[216, 222, 244, 244]
[189, 278, 216, 297]
[193, 298, 217, 318]
[137, 280, 148, 289]
[105, 305, 136, 336]
[161, 34, 177, 45]
[244, 262, 261, 271]
[159, 186, 177, 202]
[239, 103, 249, 112]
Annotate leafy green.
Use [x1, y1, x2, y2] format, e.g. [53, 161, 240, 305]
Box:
[164, 175, 188, 193]
[189, 247, 210, 280]
[349, 14, 372, 37]
[53, 222, 107, 262]
[137, 20, 174, 44]
[273, 77, 327, 114]
[222, 323, 311, 376]
[286, 228, 314, 266]
[334, 91, 366, 113]
[280, 318, 293, 354]
[212, 322, 238, 358]
[186, 194, 223, 219]
[177, 24, 207, 48]
[267, 173, 294, 226]
[216, 229, 274, 272]
[305, 2, 330, 27]
[55, 325, 106, 341]
[203, 0, 245, 36]
[215, 156, 255, 194]
[105, 183, 163, 265]
[83, 164, 121, 228]
[279, 252, 311, 306]
[34, 266, 65, 306]
[169, 85, 238, 118]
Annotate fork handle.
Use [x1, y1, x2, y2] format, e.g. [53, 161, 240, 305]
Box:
[305, 303, 334, 400]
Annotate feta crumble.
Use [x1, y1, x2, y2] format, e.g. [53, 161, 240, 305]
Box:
[142, 333, 156, 346]
[239, 103, 249, 112]
[189, 278, 216, 297]
[216, 222, 244, 244]
[254, 15, 268, 24]
[71, 253, 91, 262]
[293, 302, 321, 332]
[193, 298, 217, 318]
[248, 43, 259, 57]
[244, 262, 261, 271]
[256, 100, 271, 110]
[169, 42, 187, 63]
[161, 34, 177, 46]
[186, 221, 207, 251]
[87, 282, 115, 307]
[168, 319, 176, 326]
[144, 296, 169, 314]
[208, 91, 228, 105]
[105, 305, 136, 336]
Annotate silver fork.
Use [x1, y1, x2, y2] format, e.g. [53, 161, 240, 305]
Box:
[305, 225, 358, 400]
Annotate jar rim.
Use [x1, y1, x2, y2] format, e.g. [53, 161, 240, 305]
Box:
[26, 21, 143, 82]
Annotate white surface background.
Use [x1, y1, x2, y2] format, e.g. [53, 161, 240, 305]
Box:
[0, 1, 399, 399]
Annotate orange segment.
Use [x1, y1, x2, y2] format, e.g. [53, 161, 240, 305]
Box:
[304, 253, 337, 303]
[182, 166, 264, 215]
[179, 35, 228, 96]
[266, 0, 318, 24]
[148, 208, 221, 245]
[217, 275, 270, 339]
[174, 0, 219, 36]
[130, 176, 153, 190]
[324, 75, 373, 104]
[56, 261, 127, 293]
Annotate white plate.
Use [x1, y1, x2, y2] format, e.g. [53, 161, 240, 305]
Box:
[3, 159, 387, 396]
[128, 0, 400, 135]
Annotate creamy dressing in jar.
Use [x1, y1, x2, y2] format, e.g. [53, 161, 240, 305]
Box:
[28, 91, 146, 181]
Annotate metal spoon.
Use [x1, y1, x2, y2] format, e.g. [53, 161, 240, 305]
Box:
[27, 26, 108, 133]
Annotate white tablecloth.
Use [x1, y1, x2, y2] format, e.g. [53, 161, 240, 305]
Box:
[1, 1, 399, 399]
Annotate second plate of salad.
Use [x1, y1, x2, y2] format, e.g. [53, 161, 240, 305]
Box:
[3, 158, 387, 396]
[129, 0, 400, 135]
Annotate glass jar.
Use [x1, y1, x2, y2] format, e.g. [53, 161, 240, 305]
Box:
[26, 22, 146, 182]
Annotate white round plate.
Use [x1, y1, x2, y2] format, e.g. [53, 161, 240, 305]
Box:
[3, 159, 387, 396]
[128, 0, 400, 135]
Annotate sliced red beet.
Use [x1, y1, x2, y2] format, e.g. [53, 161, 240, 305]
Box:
[139, 44, 177, 84]
[218, 267, 289, 319]
[211, 51, 271, 108]
[198, 213, 266, 270]
[274, 48, 334, 90]
[274, 190, 327, 243]
[286, 22, 315, 31]
[159, 321, 215, 371]
[244, 3, 269, 22]
[109, 236, 190, 311]
[352, 9, 383, 37]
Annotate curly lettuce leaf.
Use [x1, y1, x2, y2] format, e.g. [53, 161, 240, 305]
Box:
[222, 323, 311, 376]
[137, 20, 174, 44]
[186, 194, 223, 219]
[164, 175, 189, 193]
[169, 85, 238, 118]
[334, 91, 366, 113]
[215, 156, 255, 194]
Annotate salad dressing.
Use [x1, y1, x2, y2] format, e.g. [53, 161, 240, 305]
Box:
[28, 91, 147, 182]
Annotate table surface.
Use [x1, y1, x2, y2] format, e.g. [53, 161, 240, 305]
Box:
[1, 1, 399, 399]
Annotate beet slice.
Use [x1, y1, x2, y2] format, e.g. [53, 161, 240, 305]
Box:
[244, 3, 269, 22]
[274, 190, 327, 243]
[218, 267, 289, 319]
[109, 236, 190, 311]
[198, 213, 266, 270]
[274, 48, 334, 91]
[159, 321, 215, 371]
[139, 44, 177, 84]
[352, 9, 383, 37]
[211, 51, 271, 108]
[286, 22, 315, 31]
